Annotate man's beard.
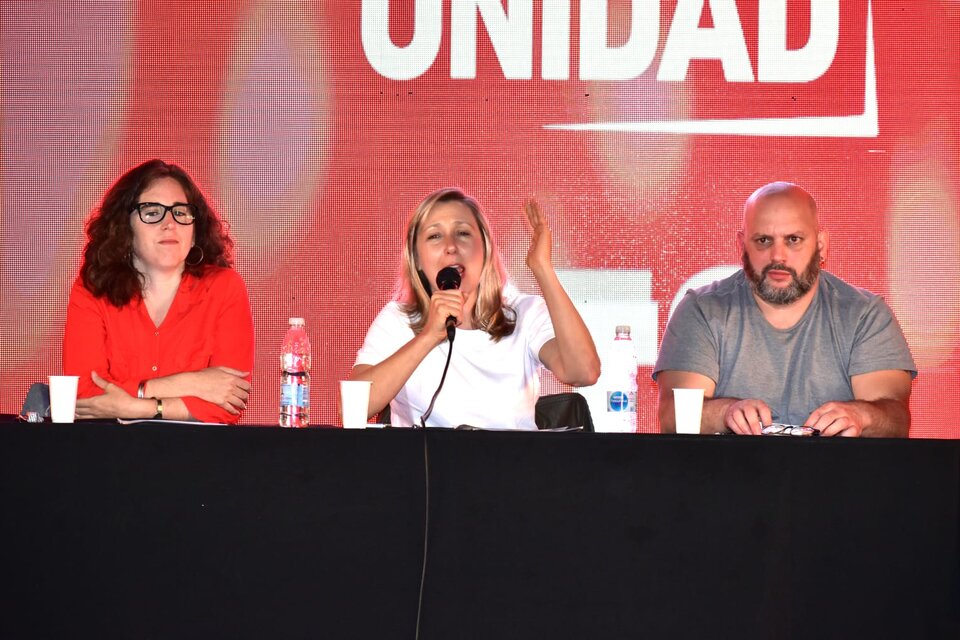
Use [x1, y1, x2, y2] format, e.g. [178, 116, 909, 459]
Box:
[743, 249, 821, 306]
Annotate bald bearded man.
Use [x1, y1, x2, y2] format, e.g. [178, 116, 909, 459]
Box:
[654, 182, 916, 437]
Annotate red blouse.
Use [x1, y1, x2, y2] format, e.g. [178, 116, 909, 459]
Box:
[63, 267, 255, 424]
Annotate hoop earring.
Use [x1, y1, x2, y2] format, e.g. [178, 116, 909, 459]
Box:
[186, 245, 204, 266]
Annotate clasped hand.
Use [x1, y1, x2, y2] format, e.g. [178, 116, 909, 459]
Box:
[75, 371, 146, 419]
[188, 366, 251, 415]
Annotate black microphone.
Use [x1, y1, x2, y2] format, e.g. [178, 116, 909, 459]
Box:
[436, 266, 461, 342]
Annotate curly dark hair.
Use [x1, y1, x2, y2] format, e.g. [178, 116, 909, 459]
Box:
[80, 159, 234, 307]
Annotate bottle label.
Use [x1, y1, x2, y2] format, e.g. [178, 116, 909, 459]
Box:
[607, 390, 636, 413]
[281, 383, 310, 408]
[281, 352, 310, 372]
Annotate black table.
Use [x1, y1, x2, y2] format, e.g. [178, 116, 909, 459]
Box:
[2, 421, 957, 639]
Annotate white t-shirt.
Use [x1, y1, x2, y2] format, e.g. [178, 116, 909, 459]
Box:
[354, 292, 556, 429]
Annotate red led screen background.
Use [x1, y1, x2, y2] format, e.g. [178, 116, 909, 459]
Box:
[1, 1, 958, 437]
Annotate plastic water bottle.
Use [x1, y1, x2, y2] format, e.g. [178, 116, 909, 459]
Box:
[600, 325, 638, 433]
[279, 317, 311, 427]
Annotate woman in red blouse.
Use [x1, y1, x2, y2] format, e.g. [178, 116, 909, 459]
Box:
[63, 159, 254, 424]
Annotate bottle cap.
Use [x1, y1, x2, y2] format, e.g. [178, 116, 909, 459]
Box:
[615, 325, 631, 336]
[289, 317, 305, 326]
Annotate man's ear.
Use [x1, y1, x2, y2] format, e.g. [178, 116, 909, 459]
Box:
[818, 229, 830, 263]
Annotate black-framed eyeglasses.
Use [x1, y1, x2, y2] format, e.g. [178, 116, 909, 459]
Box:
[131, 202, 197, 225]
[761, 423, 821, 437]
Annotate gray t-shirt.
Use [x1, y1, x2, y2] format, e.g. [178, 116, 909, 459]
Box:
[653, 271, 917, 425]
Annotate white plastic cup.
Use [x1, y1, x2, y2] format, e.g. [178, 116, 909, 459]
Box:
[340, 380, 372, 429]
[48, 375, 80, 423]
[673, 388, 704, 435]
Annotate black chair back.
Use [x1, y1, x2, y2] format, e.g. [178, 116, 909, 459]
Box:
[535, 392, 594, 432]
[21, 382, 50, 419]
[376, 392, 595, 431]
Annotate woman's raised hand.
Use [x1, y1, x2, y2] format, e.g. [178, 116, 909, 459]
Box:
[524, 198, 554, 277]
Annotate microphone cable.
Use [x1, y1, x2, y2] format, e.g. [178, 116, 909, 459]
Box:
[419, 334, 454, 429]
[413, 418, 430, 640]
[414, 329, 455, 639]
[415, 264, 460, 636]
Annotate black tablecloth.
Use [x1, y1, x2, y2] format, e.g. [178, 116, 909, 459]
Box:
[1, 421, 957, 639]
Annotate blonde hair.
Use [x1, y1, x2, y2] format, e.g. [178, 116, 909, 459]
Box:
[396, 187, 516, 340]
